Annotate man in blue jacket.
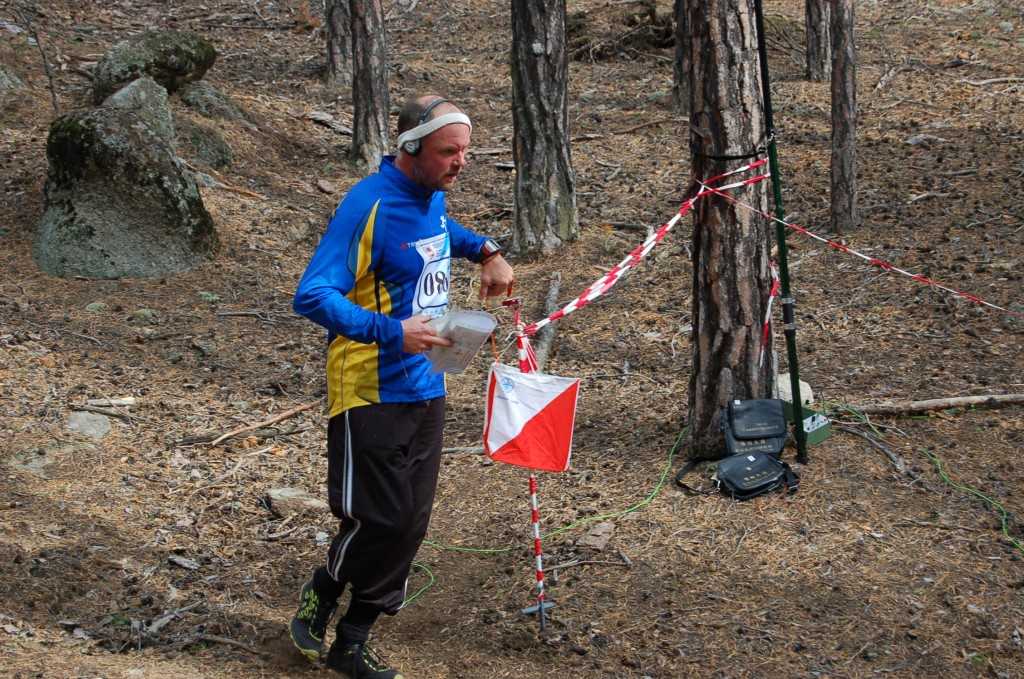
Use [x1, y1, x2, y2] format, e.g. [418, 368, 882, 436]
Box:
[289, 94, 514, 679]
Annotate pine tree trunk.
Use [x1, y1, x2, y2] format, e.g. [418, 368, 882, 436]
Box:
[672, 0, 690, 113]
[325, 0, 352, 89]
[349, 0, 388, 170]
[685, 0, 774, 459]
[510, 0, 578, 255]
[805, 0, 831, 81]
[830, 0, 856, 233]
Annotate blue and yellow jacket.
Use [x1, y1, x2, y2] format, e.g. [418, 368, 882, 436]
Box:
[293, 156, 490, 417]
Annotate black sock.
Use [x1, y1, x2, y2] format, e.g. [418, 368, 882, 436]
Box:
[335, 598, 381, 647]
[312, 566, 346, 602]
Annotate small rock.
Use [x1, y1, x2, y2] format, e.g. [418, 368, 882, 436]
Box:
[906, 134, 948, 146]
[67, 411, 112, 440]
[168, 556, 200, 570]
[266, 487, 329, 517]
[131, 309, 158, 325]
[577, 521, 616, 552]
[317, 179, 337, 194]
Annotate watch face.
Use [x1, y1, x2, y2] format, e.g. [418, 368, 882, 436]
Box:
[482, 239, 501, 256]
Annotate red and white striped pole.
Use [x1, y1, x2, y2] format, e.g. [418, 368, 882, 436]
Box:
[521, 472, 554, 629]
[504, 292, 554, 628]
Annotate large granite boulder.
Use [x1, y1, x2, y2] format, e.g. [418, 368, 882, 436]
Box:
[92, 29, 216, 104]
[33, 91, 219, 279]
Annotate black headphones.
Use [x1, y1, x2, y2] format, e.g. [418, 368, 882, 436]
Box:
[402, 98, 450, 157]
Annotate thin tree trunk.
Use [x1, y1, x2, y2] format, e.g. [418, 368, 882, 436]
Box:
[685, 0, 774, 459]
[805, 0, 831, 81]
[349, 0, 388, 170]
[829, 0, 856, 233]
[672, 0, 690, 113]
[325, 0, 352, 89]
[510, 0, 578, 255]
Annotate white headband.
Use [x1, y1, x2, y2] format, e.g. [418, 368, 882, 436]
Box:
[396, 112, 473, 149]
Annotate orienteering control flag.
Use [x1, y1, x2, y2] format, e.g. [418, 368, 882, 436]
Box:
[484, 362, 581, 472]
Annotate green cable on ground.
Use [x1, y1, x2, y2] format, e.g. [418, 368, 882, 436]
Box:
[919, 447, 1023, 554]
[823, 399, 886, 437]
[403, 562, 436, 606]
[410, 427, 689, 601]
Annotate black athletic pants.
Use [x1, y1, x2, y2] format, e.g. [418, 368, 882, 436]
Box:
[323, 398, 445, 615]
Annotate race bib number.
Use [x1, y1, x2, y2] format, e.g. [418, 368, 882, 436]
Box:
[413, 233, 451, 317]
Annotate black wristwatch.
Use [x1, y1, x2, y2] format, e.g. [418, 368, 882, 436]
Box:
[479, 238, 502, 264]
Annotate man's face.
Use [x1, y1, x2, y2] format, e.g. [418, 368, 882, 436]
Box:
[411, 123, 471, 192]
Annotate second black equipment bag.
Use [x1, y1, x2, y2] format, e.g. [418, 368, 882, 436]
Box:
[715, 450, 799, 500]
[721, 398, 788, 458]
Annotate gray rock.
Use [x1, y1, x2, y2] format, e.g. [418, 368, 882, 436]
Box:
[33, 107, 219, 279]
[180, 119, 236, 169]
[102, 76, 175, 145]
[179, 81, 247, 122]
[0, 65, 22, 105]
[266, 488, 330, 518]
[10, 448, 56, 478]
[92, 29, 217, 104]
[67, 411, 112, 440]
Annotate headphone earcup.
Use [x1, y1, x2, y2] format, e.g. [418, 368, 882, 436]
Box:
[403, 140, 420, 156]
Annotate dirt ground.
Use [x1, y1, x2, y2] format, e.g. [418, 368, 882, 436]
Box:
[2, 1, 1023, 677]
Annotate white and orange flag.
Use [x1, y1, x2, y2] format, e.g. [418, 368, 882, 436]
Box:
[483, 362, 580, 472]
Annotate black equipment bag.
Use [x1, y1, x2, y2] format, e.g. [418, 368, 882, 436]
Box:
[675, 398, 796, 499]
[721, 398, 788, 458]
[715, 450, 799, 500]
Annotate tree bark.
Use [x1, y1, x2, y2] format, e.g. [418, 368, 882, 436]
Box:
[829, 0, 856, 233]
[349, 0, 388, 170]
[325, 0, 353, 89]
[684, 0, 774, 459]
[805, 0, 831, 82]
[510, 0, 578, 255]
[672, 0, 690, 113]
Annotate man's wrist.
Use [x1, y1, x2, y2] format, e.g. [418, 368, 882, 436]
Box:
[478, 238, 501, 264]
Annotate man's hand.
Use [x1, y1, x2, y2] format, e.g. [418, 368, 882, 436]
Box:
[401, 315, 454, 354]
[478, 254, 514, 300]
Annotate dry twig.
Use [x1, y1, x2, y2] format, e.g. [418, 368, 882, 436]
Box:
[209, 399, 323, 446]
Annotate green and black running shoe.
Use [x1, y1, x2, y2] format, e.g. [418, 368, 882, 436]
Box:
[289, 579, 338, 662]
[325, 643, 403, 679]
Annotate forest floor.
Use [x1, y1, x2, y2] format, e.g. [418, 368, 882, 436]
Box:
[1, 0, 1023, 677]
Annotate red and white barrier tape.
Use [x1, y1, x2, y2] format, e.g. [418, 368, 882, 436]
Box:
[697, 181, 1024, 320]
[520, 160, 771, 337]
[760, 263, 781, 367]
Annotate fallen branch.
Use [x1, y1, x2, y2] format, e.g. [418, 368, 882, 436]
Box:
[841, 394, 1024, 416]
[836, 425, 929, 490]
[69, 403, 137, 421]
[550, 557, 631, 572]
[211, 182, 266, 200]
[198, 634, 266, 655]
[963, 77, 1024, 86]
[209, 399, 323, 446]
[533, 272, 562, 371]
[442, 446, 484, 455]
[259, 525, 299, 541]
[612, 117, 682, 135]
[178, 424, 309, 446]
